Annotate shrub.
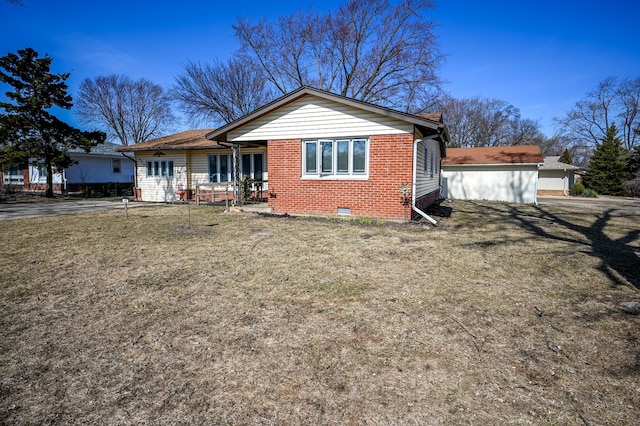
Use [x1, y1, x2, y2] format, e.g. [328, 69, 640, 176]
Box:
[583, 188, 598, 198]
[570, 183, 585, 196]
[623, 179, 640, 197]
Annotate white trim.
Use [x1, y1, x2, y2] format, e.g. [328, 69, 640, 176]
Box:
[301, 137, 369, 179]
[443, 162, 541, 167]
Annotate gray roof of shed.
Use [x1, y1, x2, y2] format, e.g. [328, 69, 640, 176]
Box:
[68, 141, 125, 156]
[539, 156, 582, 170]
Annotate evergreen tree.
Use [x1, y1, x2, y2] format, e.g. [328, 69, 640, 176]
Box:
[584, 123, 628, 195]
[0, 48, 105, 197]
[628, 145, 640, 178]
[559, 148, 573, 164]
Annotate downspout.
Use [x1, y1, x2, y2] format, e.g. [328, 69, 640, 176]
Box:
[121, 152, 136, 198]
[412, 137, 438, 226]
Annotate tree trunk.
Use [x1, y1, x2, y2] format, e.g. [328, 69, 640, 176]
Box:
[45, 156, 54, 198]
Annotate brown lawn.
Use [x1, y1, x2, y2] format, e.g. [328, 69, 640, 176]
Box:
[0, 200, 638, 425]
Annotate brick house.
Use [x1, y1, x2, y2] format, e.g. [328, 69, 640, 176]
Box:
[124, 87, 450, 222]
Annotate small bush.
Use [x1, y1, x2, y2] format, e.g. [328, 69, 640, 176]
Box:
[623, 179, 640, 197]
[570, 183, 585, 196]
[583, 188, 598, 198]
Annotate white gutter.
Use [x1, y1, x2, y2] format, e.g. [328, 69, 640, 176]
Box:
[412, 137, 438, 226]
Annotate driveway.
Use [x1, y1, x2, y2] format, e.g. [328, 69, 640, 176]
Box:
[0, 199, 152, 221]
[538, 195, 640, 212]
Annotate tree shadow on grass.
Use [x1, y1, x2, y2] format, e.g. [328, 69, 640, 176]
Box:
[467, 201, 640, 290]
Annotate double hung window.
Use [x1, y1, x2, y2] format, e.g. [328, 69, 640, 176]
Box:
[303, 138, 367, 177]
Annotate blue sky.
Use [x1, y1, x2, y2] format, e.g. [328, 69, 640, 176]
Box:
[1, 0, 638, 138]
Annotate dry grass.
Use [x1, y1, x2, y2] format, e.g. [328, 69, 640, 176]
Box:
[1, 200, 639, 425]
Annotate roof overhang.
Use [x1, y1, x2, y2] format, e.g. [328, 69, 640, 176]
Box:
[205, 86, 450, 152]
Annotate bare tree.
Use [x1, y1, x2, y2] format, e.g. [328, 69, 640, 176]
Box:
[538, 133, 592, 167]
[233, 0, 443, 112]
[437, 96, 543, 148]
[555, 76, 640, 151]
[76, 75, 177, 146]
[173, 58, 274, 125]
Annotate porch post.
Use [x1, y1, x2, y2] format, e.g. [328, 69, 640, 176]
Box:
[232, 144, 240, 206]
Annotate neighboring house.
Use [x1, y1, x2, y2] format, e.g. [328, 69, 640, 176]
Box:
[2, 162, 64, 192]
[1, 142, 134, 192]
[441, 145, 544, 204]
[64, 142, 135, 190]
[122, 86, 450, 222]
[537, 156, 582, 196]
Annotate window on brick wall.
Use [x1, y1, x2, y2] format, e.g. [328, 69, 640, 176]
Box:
[303, 138, 368, 178]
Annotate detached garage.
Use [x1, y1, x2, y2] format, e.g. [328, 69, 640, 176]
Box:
[441, 145, 543, 204]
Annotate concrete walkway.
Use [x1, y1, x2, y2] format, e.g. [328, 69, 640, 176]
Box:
[0, 199, 152, 221]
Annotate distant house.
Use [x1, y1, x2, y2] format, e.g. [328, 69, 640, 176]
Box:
[121, 86, 450, 222]
[1, 142, 134, 193]
[64, 142, 135, 189]
[537, 156, 582, 196]
[1, 162, 63, 191]
[441, 145, 544, 204]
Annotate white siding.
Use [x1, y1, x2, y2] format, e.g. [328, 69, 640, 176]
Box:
[538, 170, 573, 192]
[135, 148, 270, 201]
[28, 165, 63, 184]
[135, 152, 187, 202]
[189, 148, 268, 189]
[228, 96, 412, 142]
[442, 165, 539, 204]
[415, 138, 441, 198]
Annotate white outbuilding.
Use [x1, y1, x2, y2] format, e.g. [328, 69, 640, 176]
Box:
[537, 156, 582, 196]
[441, 145, 544, 204]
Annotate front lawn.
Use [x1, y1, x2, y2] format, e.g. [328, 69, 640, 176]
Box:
[1, 201, 638, 424]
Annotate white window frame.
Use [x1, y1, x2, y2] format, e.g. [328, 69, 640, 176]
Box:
[3, 165, 24, 184]
[208, 154, 232, 183]
[241, 152, 266, 181]
[302, 138, 369, 180]
[146, 160, 174, 178]
[112, 158, 121, 174]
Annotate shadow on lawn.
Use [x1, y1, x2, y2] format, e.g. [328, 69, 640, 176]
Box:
[466, 202, 640, 290]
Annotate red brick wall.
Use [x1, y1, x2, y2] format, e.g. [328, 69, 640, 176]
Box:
[267, 134, 422, 221]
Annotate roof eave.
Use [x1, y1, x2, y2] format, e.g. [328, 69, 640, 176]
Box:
[206, 86, 445, 142]
[442, 162, 543, 167]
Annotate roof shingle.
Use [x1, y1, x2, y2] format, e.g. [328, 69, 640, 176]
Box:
[118, 129, 219, 152]
[442, 145, 544, 165]
[539, 156, 582, 170]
